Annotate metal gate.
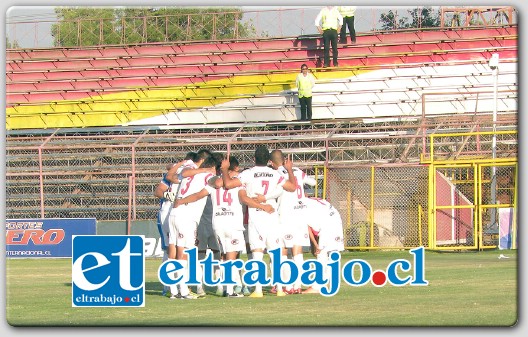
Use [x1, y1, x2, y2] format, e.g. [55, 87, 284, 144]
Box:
[427, 131, 517, 250]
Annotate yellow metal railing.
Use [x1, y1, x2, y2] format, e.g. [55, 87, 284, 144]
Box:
[314, 166, 327, 200]
[424, 131, 517, 250]
[477, 162, 517, 249]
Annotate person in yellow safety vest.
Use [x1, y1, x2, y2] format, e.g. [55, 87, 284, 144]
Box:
[315, 6, 343, 68]
[295, 64, 316, 121]
[338, 6, 357, 44]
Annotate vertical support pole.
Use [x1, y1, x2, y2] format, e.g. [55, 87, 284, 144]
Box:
[428, 163, 436, 250]
[314, 167, 319, 199]
[38, 130, 57, 218]
[511, 163, 517, 249]
[418, 204, 423, 247]
[127, 175, 133, 235]
[38, 148, 45, 218]
[322, 166, 327, 200]
[474, 163, 481, 250]
[421, 94, 427, 159]
[370, 166, 375, 248]
[490, 59, 499, 230]
[347, 189, 351, 230]
[131, 146, 137, 221]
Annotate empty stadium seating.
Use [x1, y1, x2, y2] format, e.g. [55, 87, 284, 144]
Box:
[5, 24, 518, 220]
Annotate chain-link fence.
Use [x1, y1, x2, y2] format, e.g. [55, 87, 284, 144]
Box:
[5, 126, 517, 250]
[325, 166, 429, 250]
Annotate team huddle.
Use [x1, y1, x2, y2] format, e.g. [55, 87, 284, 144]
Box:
[155, 146, 345, 299]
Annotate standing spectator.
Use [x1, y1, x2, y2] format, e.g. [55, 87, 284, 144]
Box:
[296, 64, 316, 121]
[338, 6, 357, 44]
[315, 6, 343, 67]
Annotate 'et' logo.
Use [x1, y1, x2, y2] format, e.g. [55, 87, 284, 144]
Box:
[72, 235, 145, 307]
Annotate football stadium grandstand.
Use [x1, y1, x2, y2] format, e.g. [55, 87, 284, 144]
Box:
[6, 6, 518, 252]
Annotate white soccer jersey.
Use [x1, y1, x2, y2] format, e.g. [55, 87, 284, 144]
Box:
[276, 166, 316, 247]
[205, 180, 244, 231]
[304, 197, 345, 252]
[238, 165, 286, 209]
[174, 171, 214, 220]
[205, 178, 246, 254]
[169, 171, 214, 248]
[276, 166, 316, 215]
[237, 165, 286, 250]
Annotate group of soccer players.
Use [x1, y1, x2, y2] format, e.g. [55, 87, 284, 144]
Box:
[155, 146, 344, 299]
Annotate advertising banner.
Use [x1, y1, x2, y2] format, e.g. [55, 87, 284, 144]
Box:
[6, 218, 96, 258]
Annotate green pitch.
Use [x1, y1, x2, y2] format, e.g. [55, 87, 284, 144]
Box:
[5, 249, 517, 327]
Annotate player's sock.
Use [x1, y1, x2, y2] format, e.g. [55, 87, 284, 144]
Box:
[195, 263, 204, 293]
[167, 258, 180, 296]
[233, 268, 242, 287]
[293, 253, 304, 290]
[178, 260, 190, 296]
[215, 266, 224, 295]
[282, 256, 292, 292]
[252, 251, 264, 293]
[162, 252, 170, 294]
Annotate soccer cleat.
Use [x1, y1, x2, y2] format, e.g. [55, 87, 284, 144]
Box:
[276, 289, 287, 297]
[225, 292, 244, 298]
[249, 291, 264, 298]
[269, 286, 277, 294]
[196, 289, 207, 298]
[169, 293, 181, 300]
[242, 286, 251, 296]
[180, 292, 199, 300]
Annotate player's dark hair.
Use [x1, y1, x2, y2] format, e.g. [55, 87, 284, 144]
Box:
[200, 156, 217, 169]
[196, 148, 212, 162]
[229, 155, 240, 171]
[211, 152, 224, 174]
[254, 146, 270, 166]
[211, 152, 223, 164]
[184, 151, 198, 162]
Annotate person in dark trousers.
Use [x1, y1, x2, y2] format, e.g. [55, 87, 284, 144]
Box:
[295, 64, 316, 121]
[338, 6, 357, 44]
[315, 6, 343, 68]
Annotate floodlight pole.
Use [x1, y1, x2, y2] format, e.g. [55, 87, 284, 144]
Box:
[490, 53, 499, 228]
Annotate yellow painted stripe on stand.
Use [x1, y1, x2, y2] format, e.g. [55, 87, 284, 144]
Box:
[6, 68, 364, 129]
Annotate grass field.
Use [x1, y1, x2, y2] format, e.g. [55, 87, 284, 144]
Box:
[5, 249, 517, 327]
